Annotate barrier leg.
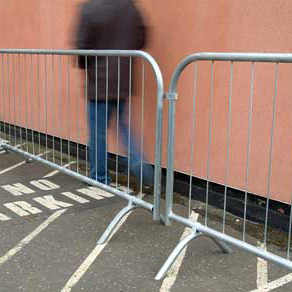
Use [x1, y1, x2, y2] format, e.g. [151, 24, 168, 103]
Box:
[155, 230, 232, 281]
[208, 236, 232, 254]
[155, 230, 201, 280]
[0, 139, 8, 153]
[97, 200, 138, 245]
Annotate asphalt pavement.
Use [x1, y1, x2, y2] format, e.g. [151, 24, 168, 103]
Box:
[0, 146, 292, 291]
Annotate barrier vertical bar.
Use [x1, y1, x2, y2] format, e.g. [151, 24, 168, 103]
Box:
[95, 56, 98, 181]
[243, 63, 254, 241]
[288, 188, 292, 259]
[116, 56, 121, 187]
[51, 55, 55, 163]
[44, 55, 48, 160]
[127, 57, 132, 194]
[67, 55, 71, 167]
[18, 54, 23, 150]
[140, 60, 145, 194]
[85, 55, 88, 177]
[75, 56, 79, 173]
[0, 54, 3, 141]
[264, 63, 279, 246]
[165, 92, 176, 226]
[205, 61, 214, 226]
[31, 55, 35, 156]
[59, 55, 63, 165]
[153, 54, 164, 221]
[188, 63, 197, 217]
[7, 55, 11, 145]
[223, 62, 233, 233]
[105, 56, 109, 185]
[24, 54, 28, 153]
[12, 54, 16, 147]
[37, 55, 41, 154]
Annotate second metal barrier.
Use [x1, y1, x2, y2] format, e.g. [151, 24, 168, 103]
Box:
[156, 52, 292, 280]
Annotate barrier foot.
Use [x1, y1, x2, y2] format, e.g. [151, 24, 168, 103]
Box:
[155, 230, 201, 280]
[0, 140, 9, 153]
[97, 201, 138, 245]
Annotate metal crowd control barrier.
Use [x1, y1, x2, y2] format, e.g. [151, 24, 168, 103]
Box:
[0, 49, 164, 244]
[3, 49, 292, 281]
[156, 53, 292, 280]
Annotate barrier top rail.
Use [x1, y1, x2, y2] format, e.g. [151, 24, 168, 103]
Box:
[169, 52, 292, 93]
[0, 48, 153, 58]
[0, 49, 164, 94]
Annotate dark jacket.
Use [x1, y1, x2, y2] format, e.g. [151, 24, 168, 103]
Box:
[75, 0, 146, 100]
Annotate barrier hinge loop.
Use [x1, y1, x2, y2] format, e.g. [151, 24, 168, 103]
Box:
[164, 92, 178, 100]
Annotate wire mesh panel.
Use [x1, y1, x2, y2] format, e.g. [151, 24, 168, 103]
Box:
[0, 49, 164, 242]
[156, 53, 292, 280]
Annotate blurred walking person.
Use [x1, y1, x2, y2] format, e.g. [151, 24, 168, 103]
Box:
[75, 0, 153, 186]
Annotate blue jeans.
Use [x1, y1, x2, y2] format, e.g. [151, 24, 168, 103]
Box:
[88, 99, 153, 185]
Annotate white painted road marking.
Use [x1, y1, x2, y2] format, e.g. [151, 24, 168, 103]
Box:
[61, 192, 90, 204]
[33, 195, 73, 210]
[159, 211, 199, 292]
[257, 242, 268, 288]
[30, 179, 60, 191]
[0, 185, 113, 222]
[61, 244, 106, 292]
[61, 193, 144, 292]
[77, 188, 107, 200]
[4, 201, 42, 216]
[1, 183, 35, 196]
[12, 201, 42, 215]
[4, 202, 35, 216]
[1, 179, 60, 196]
[0, 213, 11, 221]
[0, 209, 66, 267]
[88, 187, 115, 198]
[42, 161, 76, 178]
[0, 151, 50, 175]
[253, 242, 292, 292]
[0, 161, 29, 175]
[250, 272, 292, 291]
